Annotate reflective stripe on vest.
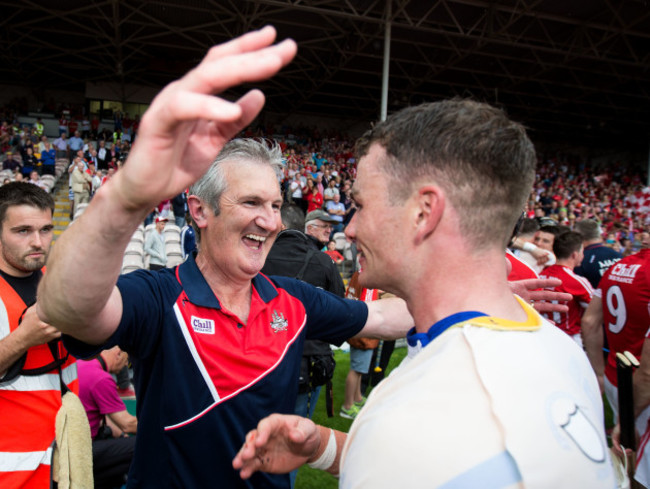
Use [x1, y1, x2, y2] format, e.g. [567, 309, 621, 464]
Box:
[0, 362, 77, 392]
[0, 447, 52, 472]
[0, 268, 77, 482]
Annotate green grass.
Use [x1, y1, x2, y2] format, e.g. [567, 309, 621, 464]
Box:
[295, 346, 407, 489]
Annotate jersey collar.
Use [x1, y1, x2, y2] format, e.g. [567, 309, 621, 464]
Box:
[406, 298, 542, 357]
[406, 311, 487, 355]
[177, 253, 280, 309]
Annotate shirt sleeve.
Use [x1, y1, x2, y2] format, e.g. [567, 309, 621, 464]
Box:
[270, 276, 367, 344]
[91, 377, 127, 415]
[63, 269, 179, 360]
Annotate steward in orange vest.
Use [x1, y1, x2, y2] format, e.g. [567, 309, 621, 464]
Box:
[0, 182, 78, 489]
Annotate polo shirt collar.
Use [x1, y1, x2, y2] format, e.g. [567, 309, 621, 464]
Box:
[177, 252, 279, 309]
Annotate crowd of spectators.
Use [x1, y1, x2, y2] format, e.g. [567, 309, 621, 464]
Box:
[0, 107, 649, 251]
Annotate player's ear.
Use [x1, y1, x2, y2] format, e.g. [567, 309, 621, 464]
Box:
[413, 185, 444, 245]
[187, 196, 209, 230]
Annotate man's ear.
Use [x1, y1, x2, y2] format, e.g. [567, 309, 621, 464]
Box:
[187, 196, 209, 230]
[414, 186, 444, 245]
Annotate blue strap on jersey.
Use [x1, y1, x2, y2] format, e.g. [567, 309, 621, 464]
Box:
[406, 311, 488, 349]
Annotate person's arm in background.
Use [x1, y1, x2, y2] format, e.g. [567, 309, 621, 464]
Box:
[582, 296, 605, 391]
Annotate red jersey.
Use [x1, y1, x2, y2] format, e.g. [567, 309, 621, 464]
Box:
[540, 264, 593, 336]
[506, 249, 539, 281]
[597, 249, 650, 386]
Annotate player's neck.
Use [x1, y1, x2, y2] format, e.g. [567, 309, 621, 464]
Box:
[406, 248, 528, 334]
[555, 258, 575, 269]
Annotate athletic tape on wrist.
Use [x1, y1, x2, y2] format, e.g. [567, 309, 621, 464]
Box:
[308, 429, 336, 470]
[522, 242, 537, 252]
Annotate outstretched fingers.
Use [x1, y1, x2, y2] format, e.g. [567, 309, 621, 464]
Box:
[184, 36, 297, 95]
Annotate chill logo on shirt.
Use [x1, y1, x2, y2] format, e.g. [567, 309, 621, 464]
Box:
[191, 316, 215, 334]
[609, 263, 642, 284]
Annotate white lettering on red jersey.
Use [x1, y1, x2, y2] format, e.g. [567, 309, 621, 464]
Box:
[596, 249, 650, 386]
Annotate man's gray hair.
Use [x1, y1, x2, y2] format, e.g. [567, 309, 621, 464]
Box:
[189, 138, 283, 241]
[575, 219, 601, 242]
[190, 138, 283, 215]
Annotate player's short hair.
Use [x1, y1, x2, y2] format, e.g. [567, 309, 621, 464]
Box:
[0, 182, 54, 230]
[553, 231, 583, 260]
[356, 99, 536, 251]
[538, 225, 561, 237]
[518, 218, 539, 237]
[189, 139, 282, 242]
[574, 219, 601, 241]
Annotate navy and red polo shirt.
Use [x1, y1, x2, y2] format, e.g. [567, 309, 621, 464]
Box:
[64, 253, 367, 488]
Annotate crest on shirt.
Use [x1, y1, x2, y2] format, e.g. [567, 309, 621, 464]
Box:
[270, 310, 288, 333]
[552, 398, 606, 463]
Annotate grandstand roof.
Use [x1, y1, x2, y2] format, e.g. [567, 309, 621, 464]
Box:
[2, 0, 649, 147]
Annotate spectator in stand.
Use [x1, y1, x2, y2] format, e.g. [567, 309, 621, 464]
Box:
[97, 140, 109, 170]
[171, 192, 187, 228]
[88, 163, 101, 197]
[324, 192, 345, 235]
[77, 346, 137, 489]
[304, 178, 323, 213]
[81, 116, 91, 139]
[180, 214, 196, 260]
[71, 158, 92, 214]
[574, 219, 622, 289]
[28, 170, 48, 191]
[52, 132, 69, 160]
[539, 231, 593, 346]
[32, 117, 44, 140]
[37, 135, 48, 154]
[144, 216, 167, 271]
[68, 130, 84, 156]
[323, 179, 339, 203]
[40, 142, 56, 176]
[324, 240, 344, 264]
[340, 180, 356, 226]
[2, 151, 21, 173]
[22, 146, 40, 175]
[58, 114, 68, 135]
[290, 172, 306, 213]
[109, 142, 120, 164]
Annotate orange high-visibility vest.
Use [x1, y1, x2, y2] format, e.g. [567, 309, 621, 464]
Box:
[0, 271, 78, 489]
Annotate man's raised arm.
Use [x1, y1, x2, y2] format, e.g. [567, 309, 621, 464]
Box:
[37, 27, 297, 344]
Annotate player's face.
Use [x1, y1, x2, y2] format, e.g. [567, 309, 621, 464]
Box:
[345, 144, 407, 291]
[534, 231, 555, 252]
[199, 161, 282, 283]
[0, 205, 53, 277]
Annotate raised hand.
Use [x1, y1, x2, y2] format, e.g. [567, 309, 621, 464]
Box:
[112, 26, 297, 212]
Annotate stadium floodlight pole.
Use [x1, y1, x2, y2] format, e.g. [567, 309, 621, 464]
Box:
[380, 0, 392, 122]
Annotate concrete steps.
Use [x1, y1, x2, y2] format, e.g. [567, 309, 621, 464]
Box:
[52, 180, 71, 241]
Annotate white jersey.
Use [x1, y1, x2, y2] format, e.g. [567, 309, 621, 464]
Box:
[340, 300, 615, 489]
